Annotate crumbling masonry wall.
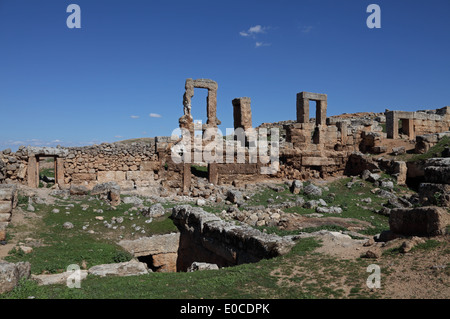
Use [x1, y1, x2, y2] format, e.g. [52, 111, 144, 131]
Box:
[386, 107, 450, 139]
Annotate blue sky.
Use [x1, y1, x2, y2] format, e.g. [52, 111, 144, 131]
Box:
[1, 0, 449, 150]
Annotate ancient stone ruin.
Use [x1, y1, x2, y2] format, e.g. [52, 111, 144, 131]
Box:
[0, 78, 449, 295]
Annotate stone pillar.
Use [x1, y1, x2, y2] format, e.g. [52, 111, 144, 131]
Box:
[56, 157, 65, 188]
[182, 163, 191, 195]
[232, 97, 252, 131]
[206, 89, 218, 127]
[337, 121, 348, 145]
[297, 94, 309, 123]
[208, 163, 218, 185]
[316, 100, 327, 126]
[386, 111, 398, 139]
[27, 156, 38, 188]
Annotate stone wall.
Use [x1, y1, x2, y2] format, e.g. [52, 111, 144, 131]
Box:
[63, 143, 160, 190]
[0, 147, 28, 184]
[386, 107, 450, 139]
[170, 205, 296, 271]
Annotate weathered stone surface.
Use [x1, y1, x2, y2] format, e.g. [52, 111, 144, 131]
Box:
[91, 181, 121, 206]
[232, 97, 252, 131]
[118, 233, 180, 257]
[303, 183, 322, 197]
[171, 205, 296, 271]
[0, 261, 31, 294]
[187, 262, 219, 272]
[226, 189, 243, 204]
[69, 184, 89, 196]
[140, 203, 165, 218]
[88, 260, 150, 277]
[0, 202, 12, 214]
[419, 183, 450, 207]
[392, 146, 406, 156]
[32, 270, 88, 286]
[97, 171, 126, 184]
[389, 206, 450, 236]
[290, 180, 303, 194]
[424, 158, 450, 184]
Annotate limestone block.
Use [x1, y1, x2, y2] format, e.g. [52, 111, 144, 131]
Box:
[140, 161, 160, 172]
[0, 213, 11, 222]
[97, 171, 126, 183]
[389, 206, 450, 236]
[72, 173, 96, 182]
[152, 253, 178, 273]
[0, 201, 12, 214]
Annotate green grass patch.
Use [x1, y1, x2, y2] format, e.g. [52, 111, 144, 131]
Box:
[4, 197, 177, 275]
[408, 136, 450, 162]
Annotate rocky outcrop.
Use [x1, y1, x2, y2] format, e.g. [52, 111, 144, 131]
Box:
[170, 205, 296, 271]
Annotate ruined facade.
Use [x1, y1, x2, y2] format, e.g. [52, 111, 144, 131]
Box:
[1, 79, 449, 194]
[386, 107, 450, 139]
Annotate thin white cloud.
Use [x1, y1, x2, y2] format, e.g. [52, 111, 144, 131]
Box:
[114, 135, 123, 138]
[239, 25, 267, 37]
[301, 26, 314, 33]
[149, 113, 162, 118]
[255, 42, 271, 48]
[130, 115, 139, 119]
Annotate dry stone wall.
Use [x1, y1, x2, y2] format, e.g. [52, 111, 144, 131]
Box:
[63, 143, 160, 190]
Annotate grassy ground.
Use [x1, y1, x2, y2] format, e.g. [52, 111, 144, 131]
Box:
[1, 176, 447, 299]
[1, 237, 383, 299]
[4, 196, 177, 275]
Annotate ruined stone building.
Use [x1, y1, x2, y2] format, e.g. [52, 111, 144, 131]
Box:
[0, 78, 449, 195]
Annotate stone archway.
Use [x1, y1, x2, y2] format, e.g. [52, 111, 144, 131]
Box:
[178, 79, 221, 192]
[26, 147, 67, 189]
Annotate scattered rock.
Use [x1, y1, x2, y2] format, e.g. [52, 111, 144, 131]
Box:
[88, 260, 150, 277]
[63, 222, 74, 229]
[32, 269, 88, 286]
[122, 196, 144, 206]
[392, 146, 406, 156]
[196, 198, 206, 206]
[303, 184, 322, 197]
[290, 180, 303, 194]
[69, 185, 89, 196]
[226, 189, 243, 204]
[187, 262, 219, 272]
[363, 249, 380, 259]
[0, 261, 31, 294]
[140, 203, 165, 218]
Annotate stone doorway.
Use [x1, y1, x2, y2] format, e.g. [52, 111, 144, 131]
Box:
[27, 148, 67, 189]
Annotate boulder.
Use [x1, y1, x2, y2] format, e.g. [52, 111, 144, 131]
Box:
[290, 180, 303, 195]
[226, 189, 243, 204]
[303, 184, 322, 197]
[69, 184, 89, 196]
[187, 262, 219, 272]
[392, 146, 406, 156]
[0, 261, 31, 294]
[32, 270, 88, 286]
[91, 182, 121, 206]
[140, 203, 165, 218]
[389, 206, 450, 236]
[88, 260, 150, 277]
